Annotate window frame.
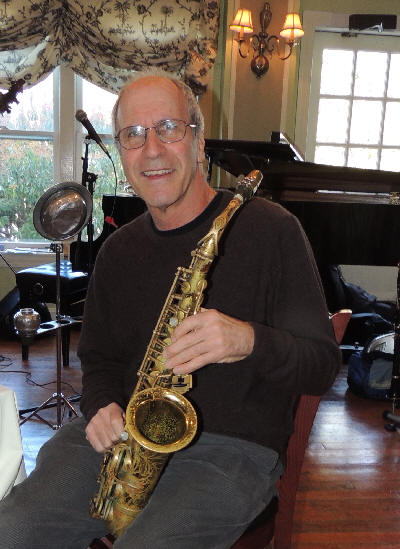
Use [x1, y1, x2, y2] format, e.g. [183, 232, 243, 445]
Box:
[0, 65, 118, 246]
[295, 11, 400, 162]
[306, 31, 400, 168]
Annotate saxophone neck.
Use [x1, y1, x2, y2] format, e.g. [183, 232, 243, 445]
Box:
[196, 169, 263, 259]
[196, 196, 241, 258]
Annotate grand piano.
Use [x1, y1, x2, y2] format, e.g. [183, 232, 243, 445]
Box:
[72, 133, 400, 309]
[205, 133, 400, 267]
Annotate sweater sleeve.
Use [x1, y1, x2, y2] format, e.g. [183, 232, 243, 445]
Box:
[247, 212, 342, 396]
[78, 243, 128, 421]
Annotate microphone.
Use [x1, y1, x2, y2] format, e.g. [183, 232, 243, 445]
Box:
[75, 109, 111, 158]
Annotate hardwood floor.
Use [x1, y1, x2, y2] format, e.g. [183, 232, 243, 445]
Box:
[0, 328, 82, 475]
[0, 330, 399, 547]
[292, 365, 400, 548]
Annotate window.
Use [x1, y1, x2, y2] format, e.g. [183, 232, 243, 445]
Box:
[0, 73, 55, 241]
[306, 31, 400, 171]
[0, 68, 124, 243]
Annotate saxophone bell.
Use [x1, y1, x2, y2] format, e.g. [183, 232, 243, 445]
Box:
[125, 387, 197, 453]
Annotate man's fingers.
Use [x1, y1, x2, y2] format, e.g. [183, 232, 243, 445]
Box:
[164, 309, 254, 374]
[85, 402, 125, 453]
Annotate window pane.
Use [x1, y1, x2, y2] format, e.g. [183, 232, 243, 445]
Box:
[348, 147, 378, 169]
[314, 145, 346, 166]
[316, 98, 350, 143]
[320, 49, 354, 95]
[0, 140, 53, 241]
[354, 51, 387, 97]
[387, 54, 400, 99]
[0, 74, 53, 131]
[383, 102, 400, 145]
[380, 149, 400, 172]
[350, 100, 382, 145]
[82, 79, 117, 134]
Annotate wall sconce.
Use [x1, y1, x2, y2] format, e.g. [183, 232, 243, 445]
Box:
[229, 2, 304, 78]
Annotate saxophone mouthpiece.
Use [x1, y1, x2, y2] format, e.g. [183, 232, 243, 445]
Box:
[236, 170, 263, 202]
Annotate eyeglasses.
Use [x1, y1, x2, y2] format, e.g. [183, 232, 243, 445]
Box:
[115, 119, 197, 150]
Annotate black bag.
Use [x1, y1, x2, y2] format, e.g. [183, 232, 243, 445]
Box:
[342, 312, 393, 346]
[321, 265, 396, 348]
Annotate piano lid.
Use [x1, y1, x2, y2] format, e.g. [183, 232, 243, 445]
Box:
[205, 133, 400, 204]
[205, 132, 303, 181]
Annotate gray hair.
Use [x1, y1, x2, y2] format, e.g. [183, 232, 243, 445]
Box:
[112, 69, 204, 139]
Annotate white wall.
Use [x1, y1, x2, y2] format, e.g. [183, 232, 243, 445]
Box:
[340, 265, 397, 302]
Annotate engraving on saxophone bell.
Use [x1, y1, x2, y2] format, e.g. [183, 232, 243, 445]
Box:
[89, 170, 263, 539]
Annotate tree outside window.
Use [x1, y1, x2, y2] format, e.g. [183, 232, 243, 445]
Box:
[0, 72, 125, 243]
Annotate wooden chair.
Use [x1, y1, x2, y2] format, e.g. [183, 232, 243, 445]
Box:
[231, 309, 351, 549]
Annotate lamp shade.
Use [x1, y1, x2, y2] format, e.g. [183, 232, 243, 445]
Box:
[229, 9, 254, 34]
[279, 13, 304, 41]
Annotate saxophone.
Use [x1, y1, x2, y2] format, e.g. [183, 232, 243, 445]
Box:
[89, 169, 263, 538]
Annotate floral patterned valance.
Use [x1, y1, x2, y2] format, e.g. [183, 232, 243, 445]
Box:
[0, 0, 220, 95]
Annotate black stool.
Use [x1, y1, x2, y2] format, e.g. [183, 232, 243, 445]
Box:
[16, 260, 88, 365]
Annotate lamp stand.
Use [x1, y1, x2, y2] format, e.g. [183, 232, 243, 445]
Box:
[19, 243, 79, 430]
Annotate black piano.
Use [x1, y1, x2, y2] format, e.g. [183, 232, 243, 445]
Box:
[205, 133, 400, 269]
[72, 133, 400, 307]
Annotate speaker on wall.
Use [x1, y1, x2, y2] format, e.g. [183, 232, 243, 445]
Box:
[349, 14, 397, 31]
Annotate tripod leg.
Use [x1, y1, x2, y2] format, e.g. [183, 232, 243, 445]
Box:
[60, 394, 79, 419]
[19, 394, 60, 428]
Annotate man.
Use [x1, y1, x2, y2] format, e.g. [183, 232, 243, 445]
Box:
[0, 70, 341, 549]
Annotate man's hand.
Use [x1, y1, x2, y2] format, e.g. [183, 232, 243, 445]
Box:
[85, 402, 125, 453]
[163, 308, 254, 374]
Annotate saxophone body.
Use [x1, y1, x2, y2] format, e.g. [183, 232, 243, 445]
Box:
[89, 170, 263, 538]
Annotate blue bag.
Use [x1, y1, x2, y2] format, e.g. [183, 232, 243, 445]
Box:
[347, 350, 393, 400]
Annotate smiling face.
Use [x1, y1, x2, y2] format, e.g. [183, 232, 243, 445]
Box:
[115, 76, 211, 229]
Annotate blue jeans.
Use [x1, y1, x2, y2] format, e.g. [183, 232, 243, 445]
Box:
[0, 417, 282, 549]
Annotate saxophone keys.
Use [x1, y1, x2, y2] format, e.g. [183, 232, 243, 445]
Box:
[169, 316, 178, 327]
[172, 374, 193, 393]
[180, 280, 191, 294]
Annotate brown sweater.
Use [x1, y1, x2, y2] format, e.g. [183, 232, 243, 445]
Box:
[78, 190, 341, 455]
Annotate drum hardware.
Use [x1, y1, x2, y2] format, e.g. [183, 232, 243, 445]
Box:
[383, 262, 400, 432]
[383, 411, 400, 434]
[364, 332, 395, 355]
[14, 182, 93, 429]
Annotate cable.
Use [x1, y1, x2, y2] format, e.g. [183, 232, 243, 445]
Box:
[0, 364, 80, 396]
[0, 355, 13, 368]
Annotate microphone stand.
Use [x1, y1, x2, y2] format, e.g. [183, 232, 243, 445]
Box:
[77, 136, 97, 277]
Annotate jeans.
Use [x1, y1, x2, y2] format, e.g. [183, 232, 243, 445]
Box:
[0, 417, 282, 549]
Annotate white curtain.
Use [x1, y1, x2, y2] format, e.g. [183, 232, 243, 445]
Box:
[0, 0, 220, 95]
